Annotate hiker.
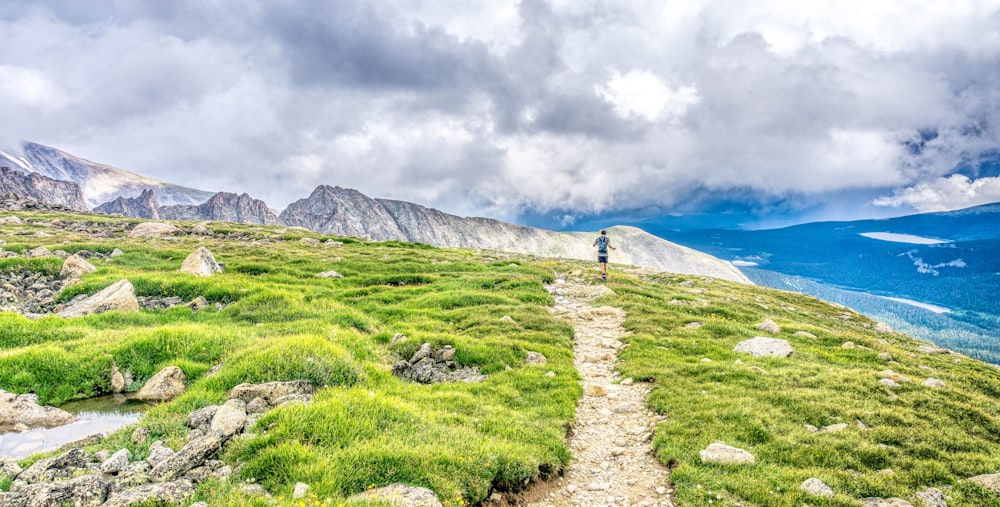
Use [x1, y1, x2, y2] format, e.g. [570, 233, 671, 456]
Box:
[593, 230, 616, 281]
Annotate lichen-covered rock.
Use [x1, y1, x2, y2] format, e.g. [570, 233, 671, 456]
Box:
[149, 435, 221, 482]
[922, 378, 946, 389]
[525, 351, 548, 366]
[103, 478, 196, 507]
[209, 399, 247, 439]
[914, 487, 947, 507]
[228, 381, 317, 405]
[800, 478, 834, 497]
[100, 448, 132, 474]
[178, 247, 223, 277]
[969, 473, 1000, 493]
[755, 319, 781, 334]
[861, 498, 915, 507]
[6, 474, 109, 506]
[57, 279, 139, 317]
[134, 366, 187, 402]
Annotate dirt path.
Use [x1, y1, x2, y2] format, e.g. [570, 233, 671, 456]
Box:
[518, 277, 674, 507]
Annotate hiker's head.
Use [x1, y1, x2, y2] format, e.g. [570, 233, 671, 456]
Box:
[601, 230, 607, 235]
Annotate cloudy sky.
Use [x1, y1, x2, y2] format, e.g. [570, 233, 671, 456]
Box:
[2, 1, 1000, 228]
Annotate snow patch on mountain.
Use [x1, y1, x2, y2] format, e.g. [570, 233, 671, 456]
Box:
[860, 232, 951, 245]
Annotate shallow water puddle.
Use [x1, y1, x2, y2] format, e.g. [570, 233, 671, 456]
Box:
[0, 395, 149, 458]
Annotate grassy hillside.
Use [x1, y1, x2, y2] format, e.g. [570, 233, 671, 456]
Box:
[2, 211, 1000, 506]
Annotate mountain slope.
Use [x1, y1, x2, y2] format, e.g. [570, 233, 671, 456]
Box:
[0, 166, 88, 211]
[281, 185, 752, 283]
[0, 141, 214, 208]
[159, 192, 281, 225]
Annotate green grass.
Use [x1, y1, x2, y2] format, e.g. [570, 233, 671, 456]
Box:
[3, 211, 1000, 506]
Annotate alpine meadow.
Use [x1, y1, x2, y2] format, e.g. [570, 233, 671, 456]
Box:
[1, 211, 1000, 507]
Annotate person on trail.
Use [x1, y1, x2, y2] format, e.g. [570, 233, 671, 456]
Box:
[593, 230, 616, 281]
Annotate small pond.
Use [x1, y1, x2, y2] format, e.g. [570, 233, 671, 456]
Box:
[0, 395, 150, 459]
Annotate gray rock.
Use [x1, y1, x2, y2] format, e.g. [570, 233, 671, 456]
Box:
[525, 351, 547, 366]
[246, 397, 269, 415]
[272, 394, 313, 407]
[755, 319, 781, 334]
[134, 366, 187, 402]
[293, 482, 310, 499]
[110, 360, 126, 394]
[57, 279, 140, 317]
[110, 462, 152, 492]
[60, 254, 97, 280]
[879, 378, 900, 388]
[145, 441, 176, 468]
[861, 498, 915, 507]
[127, 222, 183, 239]
[917, 345, 950, 355]
[0, 388, 76, 431]
[149, 435, 221, 482]
[699, 442, 755, 465]
[410, 343, 433, 364]
[101, 448, 133, 474]
[187, 405, 219, 431]
[6, 474, 109, 506]
[793, 330, 817, 339]
[800, 477, 834, 497]
[210, 399, 247, 439]
[969, 473, 1000, 493]
[348, 483, 443, 507]
[733, 337, 794, 358]
[922, 378, 946, 389]
[819, 423, 849, 433]
[26, 246, 55, 258]
[1, 456, 23, 480]
[228, 380, 317, 405]
[178, 246, 223, 276]
[318, 270, 343, 278]
[914, 487, 947, 507]
[130, 427, 150, 445]
[103, 478, 196, 507]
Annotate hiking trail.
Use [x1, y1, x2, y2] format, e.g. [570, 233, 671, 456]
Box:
[514, 276, 674, 507]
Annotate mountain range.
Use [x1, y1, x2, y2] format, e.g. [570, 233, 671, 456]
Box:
[0, 141, 750, 284]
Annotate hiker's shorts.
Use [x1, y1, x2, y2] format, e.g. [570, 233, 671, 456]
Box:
[598, 255, 608, 263]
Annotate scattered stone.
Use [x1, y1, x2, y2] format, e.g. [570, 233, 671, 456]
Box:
[819, 423, 848, 433]
[917, 345, 950, 355]
[0, 215, 22, 224]
[969, 473, 1000, 493]
[348, 483, 443, 507]
[293, 482, 310, 499]
[585, 384, 608, 397]
[110, 360, 126, 394]
[60, 254, 97, 280]
[525, 351, 548, 366]
[879, 378, 900, 388]
[755, 319, 781, 334]
[9, 474, 109, 506]
[793, 331, 817, 339]
[100, 448, 132, 474]
[734, 337, 794, 357]
[149, 435, 222, 482]
[700, 442, 755, 465]
[877, 352, 893, 361]
[131, 427, 150, 445]
[246, 397, 269, 415]
[210, 399, 248, 439]
[146, 441, 176, 468]
[26, 246, 55, 258]
[229, 381, 317, 405]
[178, 246, 223, 276]
[874, 322, 894, 333]
[861, 498, 915, 507]
[842, 341, 856, 349]
[500, 315, 516, 323]
[0, 388, 76, 431]
[128, 222, 183, 238]
[134, 366, 187, 402]
[800, 477, 834, 497]
[1, 456, 23, 480]
[318, 270, 343, 278]
[300, 237, 320, 247]
[187, 405, 219, 432]
[684, 321, 704, 329]
[57, 279, 140, 317]
[880, 370, 911, 383]
[110, 248, 124, 258]
[392, 344, 485, 384]
[922, 378, 946, 389]
[188, 296, 209, 311]
[103, 478, 196, 507]
[914, 487, 947, 507]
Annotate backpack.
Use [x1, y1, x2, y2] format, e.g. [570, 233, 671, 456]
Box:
[596, 236, 609, 254]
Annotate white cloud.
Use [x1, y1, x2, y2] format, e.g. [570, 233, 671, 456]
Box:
[596, 69, 699, 123]
[0, 65, 66, 109]
[873, 175, 1000, 212]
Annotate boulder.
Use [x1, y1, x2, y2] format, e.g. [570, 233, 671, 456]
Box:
[734, 337, 794, 358]
[7, 474, 109, 506]
[0, 389, 76, 431]
[127, 222, 183, 239]
[103, 478, 196, 507]
[969, 473, 1000, 494]
[293, 482, 310, 499]
[348, 483, 443, 507]
[861, 499, 915, 507]
[228, 381, 316, 405]
[793, 331, 817, 339]
[17, 448, 90, 483]
[100, 448, 133, 474]
[0, 215, 22, 224]
[60, 254, 97, 280]
[187, 405, 219, 432]
[149, 435, 222, 482]
[0, 457, 23, 480]
[922, 378, 946, 389]
[110, 360, 126, 393]
[134, 366, 187, 402]
[57, 279, 139, 317]
[178, 247, 223, 277]
[755, 319, 781, 334]
[26, 246, 55, 258]
[917, 345, 950, 355]
[699, 442, 755, 465]
[525, 351, 548, 366]
[800, 478, 834, 497]
[209, 399, 247, 439]
[914, 487, 947, 507]
[145, 441, 175, 468]
[317, 270, 343, 278]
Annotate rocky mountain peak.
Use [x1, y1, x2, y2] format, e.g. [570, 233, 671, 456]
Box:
[94, 188, 160, 219]
[159, 191, 281, 225]
[0, 165, 89, 211]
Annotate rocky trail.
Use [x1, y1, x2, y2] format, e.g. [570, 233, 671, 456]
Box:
[515, 277, 674, 507]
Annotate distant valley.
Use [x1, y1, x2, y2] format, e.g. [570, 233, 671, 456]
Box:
[666, 206, 1000, 363]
